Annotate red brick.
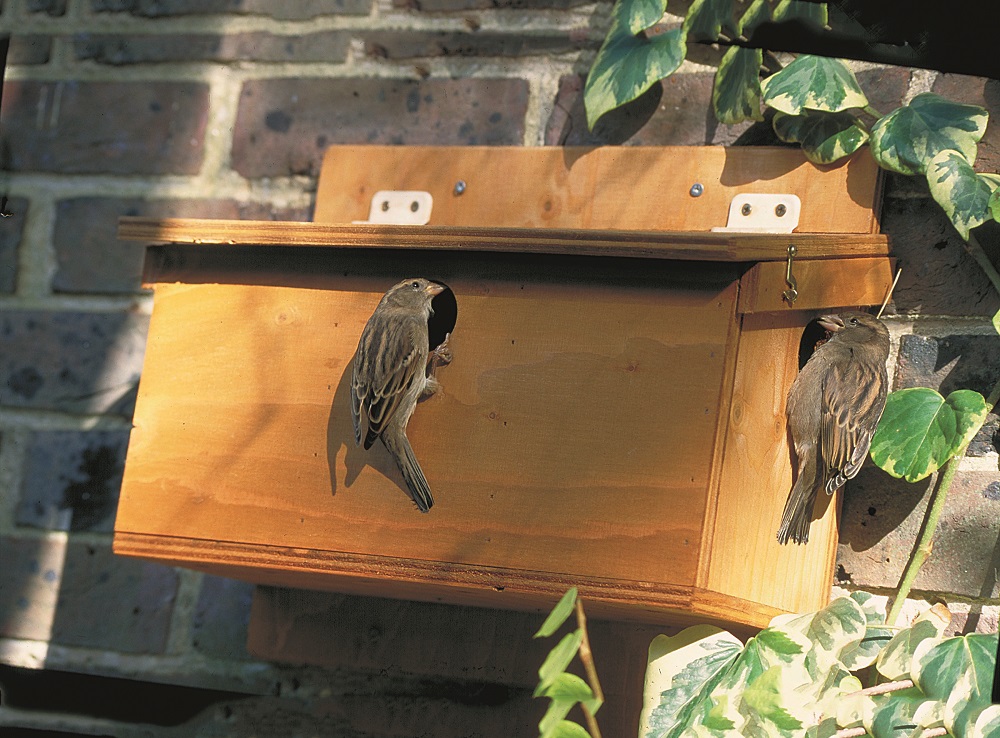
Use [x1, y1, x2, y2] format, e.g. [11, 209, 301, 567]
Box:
[0, 310, 149, 417]
[53, 197, 312, 293]
[362, 30, 594, 60]
[90, 0, 371, 18]
[232, 78, 528, 178]
[9, 35, 51, 65]
[838, 471, 1000, 598]
[0, 196, 27, 293]
[0, 80, 208, 174]
[16, 429, 131, 533]
[73, 31, 349, 65]
[879, 197, 1000, 318]
[192, 576, 255, 659]
[931, 74, 1000, 174]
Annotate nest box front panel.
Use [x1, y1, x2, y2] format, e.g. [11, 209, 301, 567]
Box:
[116, 251, 739, 592]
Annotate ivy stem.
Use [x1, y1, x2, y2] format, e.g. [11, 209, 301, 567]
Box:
[575, 598, 604, 738]
[885, 371, 1000, 627]
[861, 104, 884, 119]
[965, 233, 1000, 310]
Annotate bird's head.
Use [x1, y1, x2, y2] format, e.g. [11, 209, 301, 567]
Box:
[383, 278, 445, 309]
[818, 311, 890, 352]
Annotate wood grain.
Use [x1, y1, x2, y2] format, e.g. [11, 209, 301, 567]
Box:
[312, 146, 882, 234]
[737, 257, 897, 314]
[118, 217, 889, 263]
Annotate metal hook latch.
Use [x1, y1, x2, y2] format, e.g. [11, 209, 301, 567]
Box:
[783, 245, 798, 304]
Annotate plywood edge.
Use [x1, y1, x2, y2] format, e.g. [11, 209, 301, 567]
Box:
[113, 532, 774, 627]
[118, 217, 890, 263]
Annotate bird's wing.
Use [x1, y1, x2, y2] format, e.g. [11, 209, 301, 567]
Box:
[820, 358, 888, 493]
[352, 313, 425, 448]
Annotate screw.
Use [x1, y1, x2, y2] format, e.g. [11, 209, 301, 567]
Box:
[741, 203, 752, 216]
[454, 180, 466, 195]
[775, 203, 787, 217]
[381, 201, 390, 212]
[689, 183, 704, 197]
[410, 201, 419, 212]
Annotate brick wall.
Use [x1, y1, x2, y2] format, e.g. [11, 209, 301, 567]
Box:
[0, 0, 997, 734]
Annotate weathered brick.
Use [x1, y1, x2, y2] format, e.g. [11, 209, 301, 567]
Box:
[362, 30, 594, 60]
[893, 333, 1000, 456]
[0, 196, 27, 293]
[27, 0, 66, 15]
[839, 470, 1000, 598]
[856, 66, 911, 117]
[0, 80, 208, 174]
[0, 536, 66, 641]
[394, 0, 590, 10]
[0, 310, 149, 416]
[16, 429, 131, 533]
[546, 73, 757, 146]
[879, 197, 1000, 318]
[53, 198, 312, 294]
[931, 74, 1000, 174]
[73, 31, 350, 65]
[191, 575, 254, 659]
[232, 78, 528, 178]
[91, 0, 372, 19]
[51, 541, 178, 653]
[9, 35, 51, 65]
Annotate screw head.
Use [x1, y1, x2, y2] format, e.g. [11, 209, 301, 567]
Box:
[689, 183, 704, 197]
[381, 201, 390, 212]
[741, 203, 752, 216]
[454, 180, 467, 195]
[410, 201, 419, 212]
[775, 203, 787, 217]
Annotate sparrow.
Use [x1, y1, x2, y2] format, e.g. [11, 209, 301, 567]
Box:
[351, 278, 452, 512]
[777, 311, 890, 545]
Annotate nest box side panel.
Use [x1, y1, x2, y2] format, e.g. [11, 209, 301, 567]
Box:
[313, 146, 881, 234]
[115, 252, 740, 612]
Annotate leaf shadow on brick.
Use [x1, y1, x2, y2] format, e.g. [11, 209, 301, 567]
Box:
[838, 463, 932, 553]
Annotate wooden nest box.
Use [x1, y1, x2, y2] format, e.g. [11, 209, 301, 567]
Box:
[114, 145, 892, 628]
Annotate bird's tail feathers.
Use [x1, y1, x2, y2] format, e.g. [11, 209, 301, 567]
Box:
[777, 458, 818, 545]
[382, 431, 434, 513]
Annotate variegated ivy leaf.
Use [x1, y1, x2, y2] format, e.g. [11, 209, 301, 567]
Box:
[711, 0, 769, 124]
[772, 0, 828, 25]
[584, 0, 685, 130]
[990, 184, 1000, 223]
[839, 591, 892, 671]
[865, 687, 945, 738]
[913, 633, 998, 738]
[972, 705, 1000, 738]
[640, 626, 743, 738]
[768, 596, 868, 678]
[772, 110, 869, 164]
[870, 388, 991, 483]
[740, 666, 806, 735]
[926, 149, 1000, 239]
[875, 604, 951, 681]
[870, 93, 989, 176]
[760, 55, 868, 115]
[684, 0, 739, 42]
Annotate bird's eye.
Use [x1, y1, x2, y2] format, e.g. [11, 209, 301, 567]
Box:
[411, 281, 420, 289]
[849, 317, 859, 326]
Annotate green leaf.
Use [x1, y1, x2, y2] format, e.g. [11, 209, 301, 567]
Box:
[536, 630, 583, 696]
[584, 0, 686, 130]
[989, 184, 1000, 223]
[539, 672, 595, 703]
[972, 705, 1000, 738]
[767, 596, 868, 677]
[772, 0, 828, 25]
[640, 625, 743, 738]
[740, 666, 804, 733]
[713, 46, 764, 124]
[870, 388, 991, 482]
[840, 591, 892, 671]
[914, 633, 998, 738]
[926, 149, 1000, 240]
[547, 721, 592, 738]
[539, 698, 577, 738]
[735, 0, 770, 36]
[535, 588, 578, 638]
[870, 93, 989, 176]
[772, 110, 869, 164]
[684, 0, 739, 41]
[876, 604, 951, 681]
[760, 55, 868, 115]
[866, 687, 945, 738]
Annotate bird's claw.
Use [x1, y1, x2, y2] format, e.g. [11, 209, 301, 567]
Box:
[431, 332, 453, 367]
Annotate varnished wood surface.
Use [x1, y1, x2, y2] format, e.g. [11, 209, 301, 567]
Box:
[116, 259, 742, 619]
[313, 146, 882, 234]
[737, 257, 897, 314]
[119, 217, 889, 263]
[703, 313, 839, 613]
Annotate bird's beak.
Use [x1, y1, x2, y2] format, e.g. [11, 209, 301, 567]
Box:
[424, 283, 446, 297]
[818, 314, 845, 333]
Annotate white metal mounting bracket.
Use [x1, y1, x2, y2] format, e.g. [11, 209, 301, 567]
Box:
[354, 190, 433, 225]
[711, 193, 801, 233]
